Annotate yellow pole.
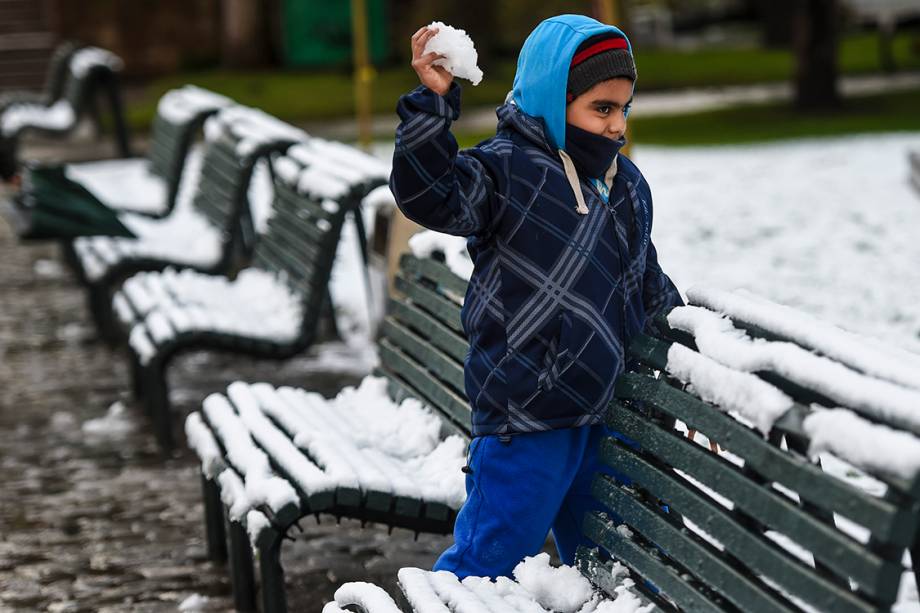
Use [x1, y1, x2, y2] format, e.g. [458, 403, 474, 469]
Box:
[592, 0, 632, 156]
[350, 0, 374, 150]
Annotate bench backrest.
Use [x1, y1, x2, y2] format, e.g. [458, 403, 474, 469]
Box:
[190, 105, 307, 271]
[581, 290, 920, 612]
[146, 86, 233, 214]
[59, 46, 124, 115]
[43, 41, 79, 104]
[251, 141, 387, 345]
[379, 253, 472, 439]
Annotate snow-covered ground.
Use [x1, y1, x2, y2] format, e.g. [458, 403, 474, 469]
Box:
[638, 132, 920, 355]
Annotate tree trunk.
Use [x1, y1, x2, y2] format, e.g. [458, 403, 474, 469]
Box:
[794, 0, 841, 110]
[221, 0, 270, 68]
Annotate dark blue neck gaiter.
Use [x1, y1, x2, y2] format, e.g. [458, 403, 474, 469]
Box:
[564, 122, 625, 179]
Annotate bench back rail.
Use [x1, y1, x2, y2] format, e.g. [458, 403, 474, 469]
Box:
[580, 297, 920, 613]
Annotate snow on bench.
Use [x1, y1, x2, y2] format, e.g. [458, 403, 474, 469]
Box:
[0, 46, 122, 137]
[69, 102, 302, 286]
[322, 555, 653, 613]
[662, 288, 920, 484]
[62, 85, 232, 216]
[112, 138, 390, 348]
[120, 143, 388, 449]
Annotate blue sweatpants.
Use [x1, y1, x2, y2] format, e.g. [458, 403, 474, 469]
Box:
[433, 423, 627, 579]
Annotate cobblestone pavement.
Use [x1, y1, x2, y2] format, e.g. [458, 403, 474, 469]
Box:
[0, 188, 454, 612]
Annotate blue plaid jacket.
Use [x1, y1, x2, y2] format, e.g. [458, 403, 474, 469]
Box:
[390, 84, 682, 436]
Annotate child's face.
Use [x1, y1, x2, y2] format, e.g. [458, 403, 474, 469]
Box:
[565, 78, 633, 140]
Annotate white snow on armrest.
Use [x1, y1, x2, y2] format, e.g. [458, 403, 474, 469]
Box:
[666, 341, 792, 435]
[69, 46, 123, 77]
[226, 382, 337, 496]
[687, 286, 920, 392]
[668, 305, 920, 435]
[155, 85, 232, 126]
[330, 582, 402, 613]
[408, 230, 473, 282]
[804, 409, 920, 482]
[202, 393, 298, 514]
[245, 509, 270, 550]
[1, 99, 75, 136]
[206, 105, 307, 157]
[184, 412, 223, 478]
[217, 468, 251, 521]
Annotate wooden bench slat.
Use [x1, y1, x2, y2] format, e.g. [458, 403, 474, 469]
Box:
[576, 543, 718, 613]
[380, 318, 465, 394]
[590, 474, 838, 613]
[400, 253, 469, 298]
[599, 429, 902, 605]
[377, 340, 471, 436]
[614, 374, 916, 547]
[393, 274, 463, 334]
[593, 475, 875, 613]
[387, 296, 467, 364]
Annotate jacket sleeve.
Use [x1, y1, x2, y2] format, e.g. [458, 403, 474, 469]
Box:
[642, 196, 684, 329]
[389, 83, 499, 237]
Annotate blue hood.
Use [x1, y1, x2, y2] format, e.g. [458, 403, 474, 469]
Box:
[512, 14, 632, 152]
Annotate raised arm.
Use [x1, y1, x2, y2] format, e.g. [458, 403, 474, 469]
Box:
[389, 27, 500, 237]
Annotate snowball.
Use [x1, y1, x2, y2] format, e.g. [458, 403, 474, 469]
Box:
[424, 21, 484, 86]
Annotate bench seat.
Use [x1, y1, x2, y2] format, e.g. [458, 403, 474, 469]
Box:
[68, 105, 305, 340]
[122, 143, 387, 450]
[119, 267, 304, 365]
[322, 558, 653, 612]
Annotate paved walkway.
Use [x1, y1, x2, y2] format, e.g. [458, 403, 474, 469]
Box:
[0, 195, 452, 611]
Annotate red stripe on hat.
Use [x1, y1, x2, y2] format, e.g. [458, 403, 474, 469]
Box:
[570, 38, 628, 67]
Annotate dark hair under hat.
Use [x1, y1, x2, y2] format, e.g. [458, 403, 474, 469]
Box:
[567, 33, 636, 102]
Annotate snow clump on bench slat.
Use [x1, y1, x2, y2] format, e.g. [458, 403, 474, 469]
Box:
[322, 553, 653, 612]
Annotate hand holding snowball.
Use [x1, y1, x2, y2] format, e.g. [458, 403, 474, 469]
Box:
[411, 26, 453, 96]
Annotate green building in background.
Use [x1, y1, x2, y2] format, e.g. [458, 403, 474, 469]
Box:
[282, 0, 388, 67]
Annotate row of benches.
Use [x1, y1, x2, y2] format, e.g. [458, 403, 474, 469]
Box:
[1, 42, 130, 181]
[5, 47, 920, 612]
[189, 238, 920, 612]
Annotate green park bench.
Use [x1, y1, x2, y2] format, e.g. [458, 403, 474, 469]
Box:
[6, 85, 232, 240]
[195, 241, 920, 612]
[68, 104, 307, 341]
[0, 41, 78, 113]
[184, 251, 473, 613]
[115, 141, 387, 450]
[0, 45, 131, 181]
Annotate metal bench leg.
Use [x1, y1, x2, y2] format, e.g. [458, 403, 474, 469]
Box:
[227, 516, 256, 612]
[129, 349, 144, 401]
[202, 474, 227, 563]
[103, 73, 131, 158]
[143, 358, 174, 451]
[258, 528, 288, 613]
[88, 282, 119, 344]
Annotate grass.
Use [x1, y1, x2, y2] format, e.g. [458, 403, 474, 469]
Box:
[454, 87, 920, 148]
[125, 31, 920, 133]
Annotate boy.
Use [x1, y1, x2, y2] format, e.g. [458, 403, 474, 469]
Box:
[390, 14, 682, 578]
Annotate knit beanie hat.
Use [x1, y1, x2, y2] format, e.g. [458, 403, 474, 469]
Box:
[566, 33, 636, 102]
